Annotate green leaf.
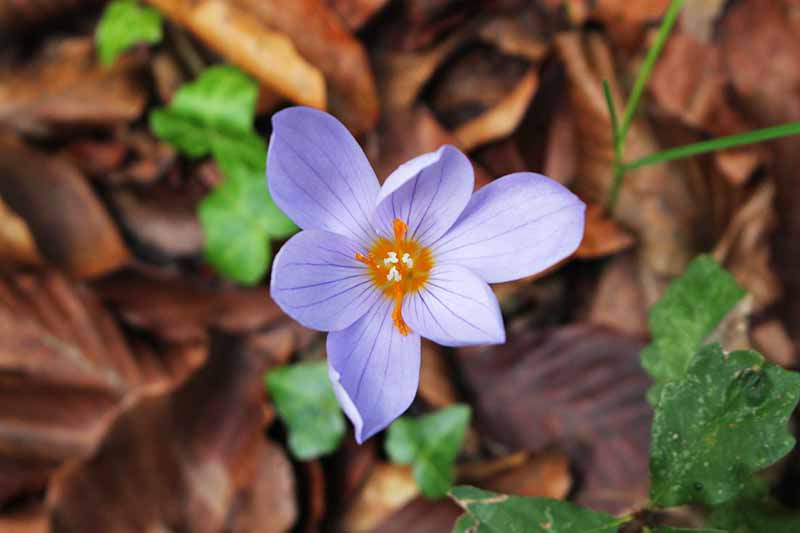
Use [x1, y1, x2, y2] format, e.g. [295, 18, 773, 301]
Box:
[265, 361, 345, 460]
[644, 526, 729, 533]
[198, 133, 297, 284]
[449, 486, 624, 533]
[709, 495, 800, 533]
[150, 65, 258, 157]
[650, 344, 800, 507]
[95, 0, 162, 66]
[642, 255, 745, 400]
[386, 405, 470, 498]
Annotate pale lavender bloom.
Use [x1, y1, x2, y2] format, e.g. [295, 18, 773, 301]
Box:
[268, 107, 586, 443]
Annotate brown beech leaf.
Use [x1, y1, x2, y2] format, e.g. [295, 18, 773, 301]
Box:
[713, 180, 781, 309]
[720, 0, 800, 345]
[458, 450, 572, 500]
[591, 0, 671, 51]
[0, 134, 130, 278]
[108, 180, 205, 260]
[0, 38, 147, 136]
[556, 32, 700, 296]
[0, 270, 205, 504]
[325, 0, 389, 30]
[0, 196, 43, 269]
[588, 251, 649, 338]
[340, 463, 419, 532]
[93, 271, 286, 344]
[457, 324, 650, 513]
[477, 9, 550, 62]
[48, 334, 297, 533]
[145, 0, 326, 110]
[234, 0, 379, 134]
[575, 203, 636, 259]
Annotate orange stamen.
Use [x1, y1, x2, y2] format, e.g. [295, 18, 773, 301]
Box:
[355, 251, 377, 268]
[393, 218, 408, 242]
[391, 284, 411, 336]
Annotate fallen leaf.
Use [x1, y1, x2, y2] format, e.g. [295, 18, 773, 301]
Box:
[0, 133, 130, 278]
[457, 324, 650, 513]
[587, 251, 649, 338]
[340, 462, 419, 532]
[477, 9, 550, 62]
[458, 450, 572, 500]
[575, 203, 636, 258]
[109, 181, 205, 260]
[0, 270, 205, 504]
[325, 0, 389, 30]
[0, 0, 100, 32]
[0, 37, 147, 136]
[591, 0, 671, 51]
[0, 196, 43, 269]
[145, 0, 326, 110]
[418, 341, 458, 407]
[235, 0, 379, 134]
[48, 334, 297, 533]
[681, 0, 727, 43]
[93, 270, 285, 344]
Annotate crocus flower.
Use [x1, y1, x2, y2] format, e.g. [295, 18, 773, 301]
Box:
[268, 107, 586, 443]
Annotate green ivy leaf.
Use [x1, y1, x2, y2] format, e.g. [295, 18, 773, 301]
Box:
[449, 486, 624, 533]
[650, 344, 800, 507]
[386, 405, 470, 498]
[151, 66, 296, 284]
[95, 0, 162, 66]
[709, 495, 800, 533]
[150, 65, 258, 158]
[265, 361, 345, 460]
[642, 255, 745, 401]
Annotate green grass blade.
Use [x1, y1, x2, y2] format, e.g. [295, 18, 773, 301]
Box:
[624, 121, 800, 171]
[618, 0, 685, 143]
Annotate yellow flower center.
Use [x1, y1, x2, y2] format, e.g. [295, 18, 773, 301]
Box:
[355, 219, 433, 335]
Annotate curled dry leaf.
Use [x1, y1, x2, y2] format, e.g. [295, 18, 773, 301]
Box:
[0, 270, 205, 504]
[0, 37, 147, 136]
[325, 0, 389, 30]
[109, 181, 205, 260]
[591, 0, 671, 51]
[418, 340, 458, 408]
[0, 134, 130, 278]
[720, 0, 800, 346]
[0, 196, 43, 269]
[477, 9, 550, 62]
[458, 450, 572, 500]
[340, 462, 419, 532]
[575, 203, 636, 259]
[556, 32, 700, 296]
[457, 324, 650, 513]
[588, 251, 649, 338]
[48, 334, 297, 533]
[93, 271, 286, 344]
[234, 0, 379, 134]
[713, 180, 781, 309]
[0, 0, 98, 31]
[145, 0, 326, 110]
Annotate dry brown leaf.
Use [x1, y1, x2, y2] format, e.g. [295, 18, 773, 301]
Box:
[457, 324, 650, 512]
[681, 0, 727, 42]
[556, 31, 701, 299]
[340, 462, 418, 532]
[588, 251, 649, 338]
[458, 450, 572, 500]
[234, 0, 379, 134]
[0, 0, 98, 31]
[454, 69, 539, 151]
[109, 181, 205, 260]
[0, 37, 147, 135]
[48, 335, 296, 533]
[575, 203, 636, 259]
[0, 270, 205, 504]
[713, 180, 781, 309]
[93, 270, 286, 344]
[325, 0, 389, 29]
[418, 341, 457, 407]
[752, 319, 797, 368]
[478, 9, 550, 62]
[592, 0, 671, 50]
[0, 134, 130, 278]
[145, 0, 326, 109]
[0, 196, 43, 269]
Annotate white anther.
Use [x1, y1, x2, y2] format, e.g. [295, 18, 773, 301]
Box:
[387, 266, 402, 282]
[401, 253, 414, 268]
[383, 252, 399, 266]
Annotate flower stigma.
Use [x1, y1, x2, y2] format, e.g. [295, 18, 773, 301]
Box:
[355, 218, 433, 336]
